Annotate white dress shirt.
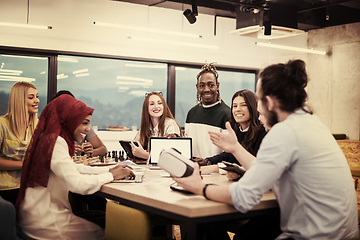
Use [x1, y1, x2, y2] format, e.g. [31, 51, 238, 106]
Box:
[229, 110, 359, 239]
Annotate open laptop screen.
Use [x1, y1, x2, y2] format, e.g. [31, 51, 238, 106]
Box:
[149, 137, 192, 165]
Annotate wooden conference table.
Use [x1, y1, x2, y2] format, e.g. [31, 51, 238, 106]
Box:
[97, 168, 279, 240]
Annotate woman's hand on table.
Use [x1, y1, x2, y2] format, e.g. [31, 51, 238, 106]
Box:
[173, 163, 205, 195]
[110, 165, 134, 180]
[200, 165, 219, 175]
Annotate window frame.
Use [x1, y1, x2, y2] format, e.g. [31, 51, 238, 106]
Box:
[0, 45, 259, 118]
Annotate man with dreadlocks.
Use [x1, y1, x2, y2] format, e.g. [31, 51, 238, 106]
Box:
[185, 63, 231, 159]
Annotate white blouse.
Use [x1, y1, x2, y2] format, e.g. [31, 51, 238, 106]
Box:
[134, 118, 181, 149]
[19, 136, 113, 240]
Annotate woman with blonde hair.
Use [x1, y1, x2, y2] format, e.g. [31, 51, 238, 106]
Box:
[131, 91, 183, 160]
[0, 81, 39, 205]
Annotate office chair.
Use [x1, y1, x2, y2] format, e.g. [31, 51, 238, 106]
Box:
[105, 201, 151, 240]
[351, 166, 360, 191]
[105, 201, 175, 240]
[0, 196, 35, 240]
[350, 166, 360, 239]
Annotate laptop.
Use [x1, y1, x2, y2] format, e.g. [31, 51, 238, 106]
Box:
[111, 160, 147, 183]
[148, 137, 192, 170]
[112, 172, 145, 183]
[119, 140, 147, 163]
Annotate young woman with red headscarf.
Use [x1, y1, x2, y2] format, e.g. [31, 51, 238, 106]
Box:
[16, 94, 134, 240]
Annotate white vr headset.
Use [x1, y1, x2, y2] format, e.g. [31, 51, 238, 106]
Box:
[157, 148, 194, 177]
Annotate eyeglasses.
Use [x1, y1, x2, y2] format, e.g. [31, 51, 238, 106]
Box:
[145, 91, 163, 97]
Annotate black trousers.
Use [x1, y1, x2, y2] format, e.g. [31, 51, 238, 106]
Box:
[0, 188, 19, 206]
[233, 212, 281, 240]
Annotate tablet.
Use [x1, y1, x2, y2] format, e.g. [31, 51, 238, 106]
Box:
[119, 140, 147, 162]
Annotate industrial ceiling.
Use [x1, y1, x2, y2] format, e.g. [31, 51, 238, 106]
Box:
[115, 0, 360, 31]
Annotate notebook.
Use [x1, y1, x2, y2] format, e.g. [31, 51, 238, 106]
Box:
[148, 137, 192, 170]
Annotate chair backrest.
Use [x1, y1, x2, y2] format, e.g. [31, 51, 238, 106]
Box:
[0, 196, 22, 240]
[105, 201, 151, 240]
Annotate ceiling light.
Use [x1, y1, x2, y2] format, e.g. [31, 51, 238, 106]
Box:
[129, 37, 218, 50]
[0, 75, 35, 82]
[0, 22, 52, 30]
[58, 57, 78, 63]
[255, 42, 327, 55]
[94, 21, 201, 38]
[0, 72, 21, 76]
[0, 69, 23, 74]
[175, 67, 186, 71]
[125, 64, 166, 69]
[116, 81, 152, 86]
[75, 73, 90, 77]
[183, 9, 197, 24]
[1, 54, 46, 60]
[129, 90, 149, 97]
[57, 73, 68, 80]
[118, 87, 130, 90]
[116, 76, 153, 83]
[183, 0, 198, 24]
[73, 69, 88, 74]
[230, 25, 304, 40]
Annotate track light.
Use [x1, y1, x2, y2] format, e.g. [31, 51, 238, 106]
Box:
[264, 21, 271, 35]
[0, 22, 51, 30]
[263, 6, 271, 36]
[94, 21, 201, 38]
[255, 42, 327, 55]
[183, 9, 197, 24]
[183, 0, 198, 24]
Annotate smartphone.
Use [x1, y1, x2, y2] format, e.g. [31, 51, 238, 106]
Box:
[220, 161, 246, 176]
[170, 183, 194, 195]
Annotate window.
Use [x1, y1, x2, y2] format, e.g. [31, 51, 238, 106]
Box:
[57, 56, 167, 129]
[0, 54, 48, 116]
[175, 66, 256, 127]
[0, 49, 257, 132]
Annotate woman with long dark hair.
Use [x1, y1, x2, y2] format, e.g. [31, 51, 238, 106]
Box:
[131, 91, 183, 159]
[198, 89, 266, 175]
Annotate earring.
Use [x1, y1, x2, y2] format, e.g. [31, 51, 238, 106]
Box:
[196, 93, 202, 105]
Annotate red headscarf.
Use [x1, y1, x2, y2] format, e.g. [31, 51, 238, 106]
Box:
[16, 95, 94, 212]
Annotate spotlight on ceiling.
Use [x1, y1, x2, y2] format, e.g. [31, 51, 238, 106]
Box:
[263, 6, 271, 35]
[183, 0, 198, 24]
[264, 21, 271, 35]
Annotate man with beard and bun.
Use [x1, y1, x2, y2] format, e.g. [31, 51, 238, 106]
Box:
[174, 59, 359, 240]
[185, 62, 231, 159]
